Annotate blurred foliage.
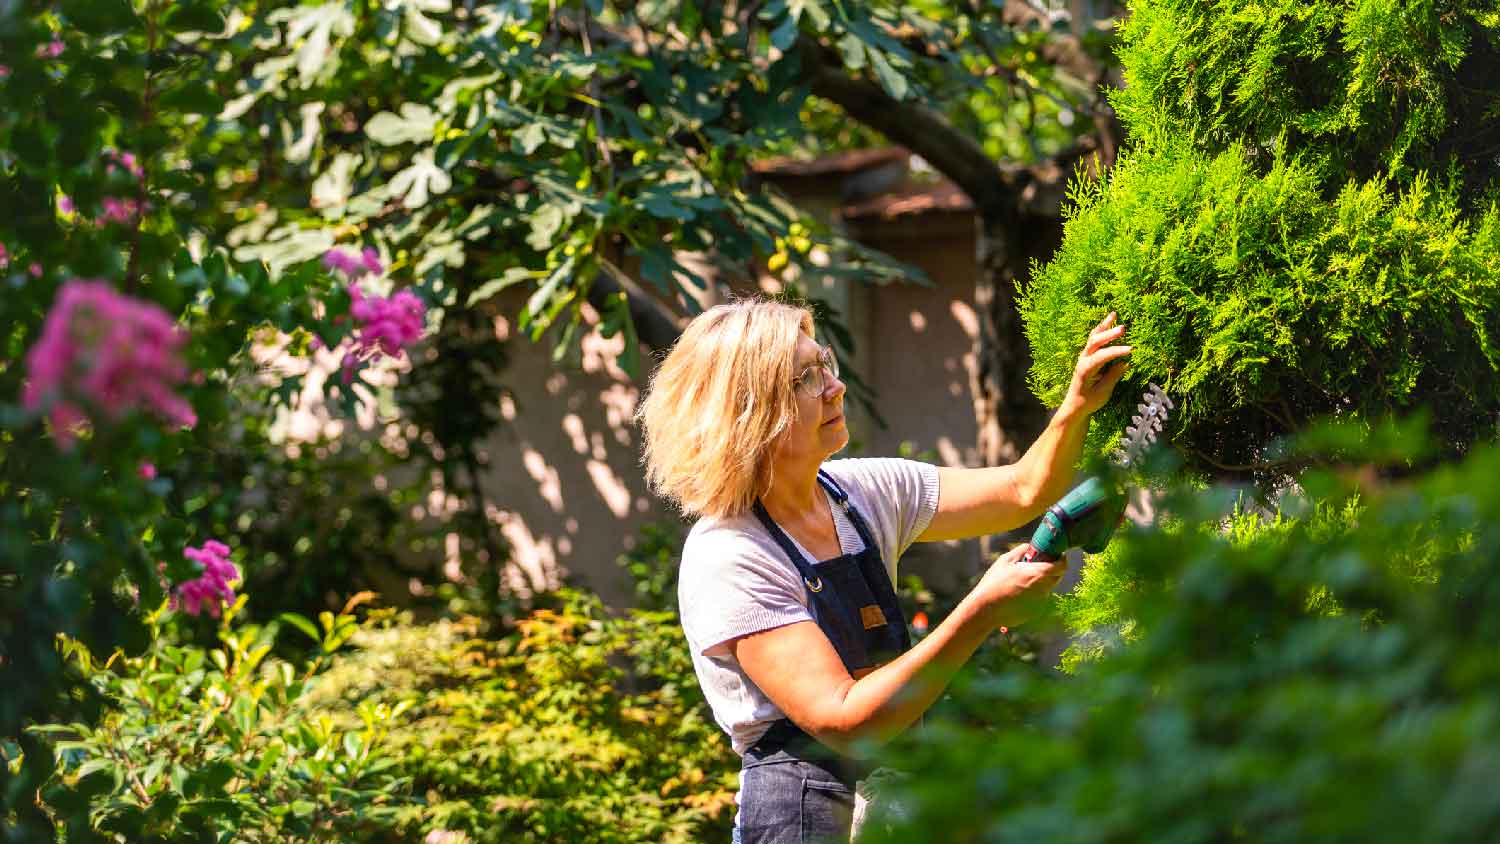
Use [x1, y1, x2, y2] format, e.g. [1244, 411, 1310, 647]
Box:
[300, 592, 737, 844]
[617, 521, 686, 613]
[863, 426, 1500, 843]
[27, 589, 739, 844]
[1022, 0, 1500, 485]
[0, 5, 359, 832]
[29, 597, 407, 844]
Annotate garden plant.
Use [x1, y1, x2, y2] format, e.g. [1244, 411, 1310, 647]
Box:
[4, 0, 1499, 842]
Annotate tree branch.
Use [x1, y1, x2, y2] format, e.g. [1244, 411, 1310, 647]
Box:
[793, 38, 1016, 218]
[588, 257, 686, 353]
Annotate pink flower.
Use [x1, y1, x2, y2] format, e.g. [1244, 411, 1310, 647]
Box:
[172, 540, 240, 618]
[0, 66, 10, 78]
[97, 197, 143, 226]
[321, 246, 384, 280]
[321, 248, 362, 278]
[29, 263, 42, 278]
[332, 284, 426, 383]
[138, 462, 157, 480]
[58, 195, 75, 214]
[38, 39, 64, 58]
[361, 247, 384, 276]
[22, 280, 197, 447]
[104, 149, 145, 182]
[349, 285, 425, 356]
[0, 241, 8, 268]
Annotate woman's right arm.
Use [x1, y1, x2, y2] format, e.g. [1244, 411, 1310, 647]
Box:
[729, 544, 1062, 758]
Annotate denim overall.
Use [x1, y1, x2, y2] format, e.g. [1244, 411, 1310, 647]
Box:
[735, 470, 911, 844]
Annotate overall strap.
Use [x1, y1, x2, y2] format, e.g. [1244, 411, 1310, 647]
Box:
[751, 500, 826, 594]
[815, 469, 879, 556]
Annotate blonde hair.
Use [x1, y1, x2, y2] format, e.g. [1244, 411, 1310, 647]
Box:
[637, 298, 815, 520]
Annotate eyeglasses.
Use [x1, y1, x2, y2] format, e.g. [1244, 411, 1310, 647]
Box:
[792, 345, 839, 399]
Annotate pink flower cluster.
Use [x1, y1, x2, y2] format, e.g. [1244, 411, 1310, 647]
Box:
[38, 38, 64, 58]
[57, 150, 148, 227]
[339, 284, 426, 382]
[173, 540, 240, 618]
[97, 196, 143, 225]
[104, 150, 144, 181]
[0, 241, 8, 268]
[23, 280, 197, 446]
[322, 246, 384, 279]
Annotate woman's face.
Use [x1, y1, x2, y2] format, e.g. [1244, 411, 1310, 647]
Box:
[773, 332, 848, 466]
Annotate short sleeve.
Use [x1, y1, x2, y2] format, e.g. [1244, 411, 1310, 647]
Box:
[822, 458, 940, 559]
[677, 527, 813, 658]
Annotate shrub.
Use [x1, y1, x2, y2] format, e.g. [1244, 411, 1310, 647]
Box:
[862, 434, 1500, 843]
[302, 591, 738, 844]
[1021, 1, 1500, 483]
[31, 599, 407, 844]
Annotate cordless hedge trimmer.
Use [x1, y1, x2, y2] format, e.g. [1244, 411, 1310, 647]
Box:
[1022, 383, 1174, 563]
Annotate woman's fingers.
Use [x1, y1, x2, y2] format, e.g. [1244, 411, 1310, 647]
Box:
[1084, 315, 1126, 355]
[1078, 344, 1133, 381]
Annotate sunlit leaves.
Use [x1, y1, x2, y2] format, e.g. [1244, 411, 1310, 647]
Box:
[365, 103, 440, 146]
[265, 2, 357, 88]
[386, 148, 452, 208]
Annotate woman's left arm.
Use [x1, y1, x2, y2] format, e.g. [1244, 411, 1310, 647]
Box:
[918, 313, 1132, 542]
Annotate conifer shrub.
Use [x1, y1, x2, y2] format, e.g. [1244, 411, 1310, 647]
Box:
[864, 434, 1500, 844]
[1021, 0, 1500, 482]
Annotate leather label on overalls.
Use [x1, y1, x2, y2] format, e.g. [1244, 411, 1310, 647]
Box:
[859, 604, 887, 630]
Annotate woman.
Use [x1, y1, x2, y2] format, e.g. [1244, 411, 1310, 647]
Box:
[637, 298, 1130, 843]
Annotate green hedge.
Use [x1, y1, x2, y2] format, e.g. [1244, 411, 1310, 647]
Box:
[862, 434, 1500, 843]
[1022, 0, 1500, 483]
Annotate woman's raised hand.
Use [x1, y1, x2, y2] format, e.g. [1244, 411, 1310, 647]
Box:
[1065, 311, 1132, 416]
[973, 543, 1065, 630]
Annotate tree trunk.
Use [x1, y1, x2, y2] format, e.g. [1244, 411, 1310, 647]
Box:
[972, 211, 1047, 471]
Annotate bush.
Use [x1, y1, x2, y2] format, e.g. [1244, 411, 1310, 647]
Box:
[1021, 1, 1500, 483]
[861, 434, 1500, 844]
[301, 591, 737, 844]
[30, 599, 407, 844]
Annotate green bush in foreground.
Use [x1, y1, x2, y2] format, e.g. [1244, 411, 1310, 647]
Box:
[864, 435, 1500, 844]
[29, 587, 734, 844]
[303, 592, 736, 844]
[31, 600, 405, 844]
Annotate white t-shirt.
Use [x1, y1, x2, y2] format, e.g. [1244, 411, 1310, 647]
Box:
[677, 458, 940, 754]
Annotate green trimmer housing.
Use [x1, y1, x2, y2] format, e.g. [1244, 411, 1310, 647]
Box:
[1021, 383, 1172, 564]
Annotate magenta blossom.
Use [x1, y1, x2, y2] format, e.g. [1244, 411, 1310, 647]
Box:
[172, 540, 240, 618]
[0, 241, 8, 268]
[23, 279, 197, 447]
[138, 462, 157, 480]
[38, 38, 63, 58]
[338, 283, 426, 383]
[29, 263, 42, 278]
[360, 246, 384, 276]
[105, 149, 144, 181]
[97, 196, 143, 226]
[321, 248, 363, 278]
[321, 246, 384, 280]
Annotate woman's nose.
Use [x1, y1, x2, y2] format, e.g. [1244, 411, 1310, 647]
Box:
[823, 371, 846, 401]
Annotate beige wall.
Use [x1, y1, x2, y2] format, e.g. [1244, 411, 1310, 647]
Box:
[475, 287, 673, 605]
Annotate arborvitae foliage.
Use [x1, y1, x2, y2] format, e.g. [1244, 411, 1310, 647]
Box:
[1022, 0, 1500, 482]
[866, 439, 1500, 844]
